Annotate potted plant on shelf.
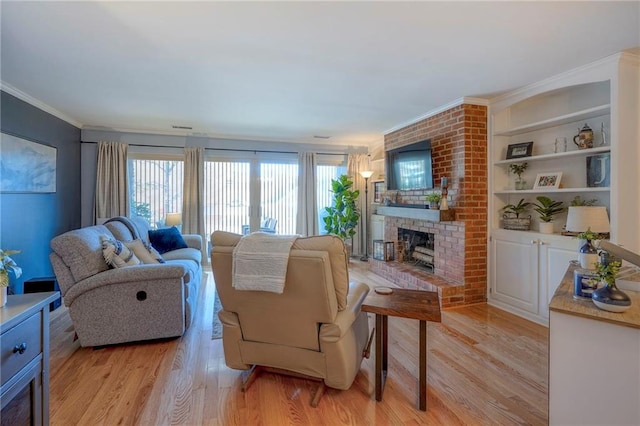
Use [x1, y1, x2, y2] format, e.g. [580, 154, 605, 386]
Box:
[425, 192, 442, 209]
[532, 196, 565, 234]
[0, 249, 22, 308]
[501, 198, 532, 231]
[323, 175, 360, 258]
[592, 256, 631, 312]
[509, 162, 528, 190]
[576, 227, 600, 270]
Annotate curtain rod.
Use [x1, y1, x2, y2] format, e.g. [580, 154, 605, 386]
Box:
[80, 140, 347, 156]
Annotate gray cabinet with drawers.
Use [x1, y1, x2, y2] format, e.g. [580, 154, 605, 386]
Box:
[1, 292, 58, 426]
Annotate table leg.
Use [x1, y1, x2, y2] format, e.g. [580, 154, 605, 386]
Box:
[375, 314, 388, 401]
[419, 319, 427, 411]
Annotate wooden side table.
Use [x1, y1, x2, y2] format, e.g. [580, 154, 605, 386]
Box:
[361, 288, 441, 411]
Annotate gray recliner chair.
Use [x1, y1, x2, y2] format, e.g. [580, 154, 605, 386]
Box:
[210, 231, 371, 406]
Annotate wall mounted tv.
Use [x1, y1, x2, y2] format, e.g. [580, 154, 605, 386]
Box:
[386, 139, 433, 191]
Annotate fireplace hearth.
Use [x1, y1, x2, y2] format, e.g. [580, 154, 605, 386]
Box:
[397, 228, 435, 271]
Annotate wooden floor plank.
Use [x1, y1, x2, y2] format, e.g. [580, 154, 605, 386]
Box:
[48, 262, 548, 425]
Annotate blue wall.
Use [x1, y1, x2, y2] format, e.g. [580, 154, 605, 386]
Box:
[1, 91, 81, 293]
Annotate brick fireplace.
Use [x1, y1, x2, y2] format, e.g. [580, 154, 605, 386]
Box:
[370, 101, 488, 309]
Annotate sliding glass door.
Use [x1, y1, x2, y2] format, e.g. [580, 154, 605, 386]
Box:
[204, 155, 299, 238]
[129, 151, 347, 242]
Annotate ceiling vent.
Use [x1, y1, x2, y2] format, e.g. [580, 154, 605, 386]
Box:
[172, 125, 193, 130]
[313, 135, 330, 139]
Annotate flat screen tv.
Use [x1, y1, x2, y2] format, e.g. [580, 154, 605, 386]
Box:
[386, 139, 433, 191]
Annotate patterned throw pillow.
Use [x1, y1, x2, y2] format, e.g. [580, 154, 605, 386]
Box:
[124, 239, 165, 264]
[100, 235, 140, 268]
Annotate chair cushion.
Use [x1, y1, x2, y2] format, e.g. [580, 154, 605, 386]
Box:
[148, 227, 188, 254]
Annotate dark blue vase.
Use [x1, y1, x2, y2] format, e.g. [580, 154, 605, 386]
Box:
[592, 251, 631, 312]
[592, 283, 631, 313]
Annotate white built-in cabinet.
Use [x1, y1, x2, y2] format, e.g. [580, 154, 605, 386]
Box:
[490, 229, 576, 325]
[488, 52, 640, 326]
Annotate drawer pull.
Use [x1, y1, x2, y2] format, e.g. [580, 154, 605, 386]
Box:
[13, 342, 27, 354]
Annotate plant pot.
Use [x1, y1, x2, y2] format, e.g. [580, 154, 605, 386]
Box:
[515, 179, 527, 190]
[429, 202, 439, 209]
[539, 221, 554, 234]
[579, 239, 599, 270]
[592, 282, 632, 313]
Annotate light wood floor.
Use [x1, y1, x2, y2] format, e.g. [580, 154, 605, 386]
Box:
[48, 262, 548, 425]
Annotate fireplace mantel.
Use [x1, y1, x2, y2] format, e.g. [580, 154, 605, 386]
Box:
[376, 206, 455, 222]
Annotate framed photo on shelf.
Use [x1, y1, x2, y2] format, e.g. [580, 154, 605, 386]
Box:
[586, 153, 611, 187]
[533, 172, 562, 190]
[373, 181, 385, 203]
[506, 141, 534, 159]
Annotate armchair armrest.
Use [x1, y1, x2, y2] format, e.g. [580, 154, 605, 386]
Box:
[319, 282, 369, 342]
[182, 234, 202, 250]
[63, 263, 189, 306]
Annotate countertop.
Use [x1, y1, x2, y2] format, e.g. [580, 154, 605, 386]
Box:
[549, 262, 640, 330]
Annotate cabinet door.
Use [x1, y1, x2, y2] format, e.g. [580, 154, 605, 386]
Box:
[490, 233, 539, 314]
[539, 238, 577, 319]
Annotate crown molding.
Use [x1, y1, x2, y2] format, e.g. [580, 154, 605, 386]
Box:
[383, 96, 489, 135]
[1, 81, 83, 128]
[489, 51, 640, 109]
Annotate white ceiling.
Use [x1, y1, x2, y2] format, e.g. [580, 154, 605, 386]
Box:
[1, 1, 639, 147]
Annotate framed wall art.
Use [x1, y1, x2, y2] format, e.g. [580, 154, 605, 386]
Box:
[0, 132, 57, 193]
[506, 141, 534, 159]
[586, 153, 611, 188]
[533, 172, 562, 190]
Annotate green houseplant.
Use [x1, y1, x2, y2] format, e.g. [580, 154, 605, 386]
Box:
[425, 192, 442, 209]
[592, 257, 631, 312]
[501, 198, 532, 230]
[0, 249, 22, 307]
[509, 162, 528, 190]
[533, 196, 565, 234]
[576, 227, 600, 269]
[323, 175, 361, 253]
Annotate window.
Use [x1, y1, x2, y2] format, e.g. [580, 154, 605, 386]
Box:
[128, 157, 183, 228]
[316, 157, 347, 234]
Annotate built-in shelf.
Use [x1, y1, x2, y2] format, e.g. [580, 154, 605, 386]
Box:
[494, 187, 610, 195]
[493, 104, 610, 136]
[494, 146, 610, 166]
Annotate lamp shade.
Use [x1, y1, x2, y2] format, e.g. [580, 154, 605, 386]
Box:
[360, 170, 374, 179]
[165, 212, 182, 227]
[565, 206, 610, 233]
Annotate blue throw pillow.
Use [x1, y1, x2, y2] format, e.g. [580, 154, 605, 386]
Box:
[148, 226, 188, 254]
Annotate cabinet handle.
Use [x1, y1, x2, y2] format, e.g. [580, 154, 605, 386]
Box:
[539, 240, 547, 245]
[13, 342, 27, 354]
[531, 240, 538, 245]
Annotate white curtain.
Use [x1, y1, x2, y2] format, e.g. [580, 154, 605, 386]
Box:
[296, 152, 318, 236]
[94, 141, 129, 223]
[182, 147, 206, 258]
[347, 153, 370, 256]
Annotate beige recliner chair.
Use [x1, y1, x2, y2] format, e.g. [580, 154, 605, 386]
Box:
[211, 231, 371, 406]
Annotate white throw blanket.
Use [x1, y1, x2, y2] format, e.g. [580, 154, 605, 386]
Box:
[232, 232, 298, 293]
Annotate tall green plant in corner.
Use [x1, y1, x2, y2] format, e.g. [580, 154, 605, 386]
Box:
[323, 175, 361, 240]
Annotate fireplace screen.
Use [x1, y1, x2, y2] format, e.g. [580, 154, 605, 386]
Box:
[397, 228, 435, 270]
